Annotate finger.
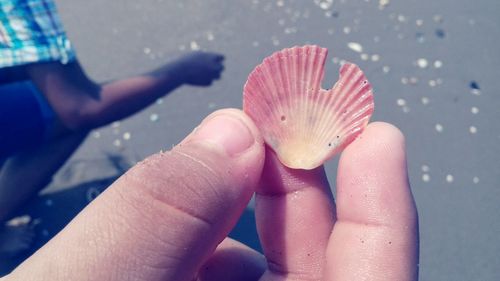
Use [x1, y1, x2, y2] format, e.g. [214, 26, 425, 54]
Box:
[7, 109, 265, 281]
[326, 122, 419, 281]
[197, 238, 266, 281]
[255, 147, 336, 280]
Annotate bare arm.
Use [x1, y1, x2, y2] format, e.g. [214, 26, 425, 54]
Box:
[27, 52, 224, 131]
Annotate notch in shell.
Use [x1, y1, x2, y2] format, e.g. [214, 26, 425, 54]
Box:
[243, 45, 374, 170]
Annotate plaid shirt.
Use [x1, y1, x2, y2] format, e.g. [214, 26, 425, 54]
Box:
[0, 0, 75, 68]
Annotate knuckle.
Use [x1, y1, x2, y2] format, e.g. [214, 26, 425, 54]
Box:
[118, 149, 230, 223]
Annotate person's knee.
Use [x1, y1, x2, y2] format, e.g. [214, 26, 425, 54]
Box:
[55, 105, 94, 131]
[44, 85, 102, 131]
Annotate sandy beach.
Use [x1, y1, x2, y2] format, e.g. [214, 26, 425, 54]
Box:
[2, 0, 499, 279]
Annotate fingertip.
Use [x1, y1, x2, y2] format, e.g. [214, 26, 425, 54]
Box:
[337, 121, 414, 226]
[196, 108, 263, 144]
[340, 121, 407, 183]
[342, 122, 406, 166]
[182, 108, 263, 158]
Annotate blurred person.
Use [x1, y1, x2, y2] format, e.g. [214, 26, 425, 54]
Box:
[0, 0, 224, 256]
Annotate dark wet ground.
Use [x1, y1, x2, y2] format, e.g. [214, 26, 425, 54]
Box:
[2, 0, 500, 279]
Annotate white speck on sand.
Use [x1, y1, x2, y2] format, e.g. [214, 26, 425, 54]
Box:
[190, 41, 200, 51]
[471, 89, 481, 96]
[473, 176, 480, 184]
[206, 31, 215, 41]
[422, 165, 430, 172]
[435, 123, 443, 132]
[150, 113, 159, 122]
[123, 132, 131, 140]
[347, 42, 363, 53]
[446, 174, 454, 183]
[379, 0, 390, 9]
[113, 139, 122, 147]
[417, 58, 429, 68]
[422, 174, 430, 182]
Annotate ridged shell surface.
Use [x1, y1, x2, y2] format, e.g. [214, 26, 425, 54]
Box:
[243, 45, 374, 169]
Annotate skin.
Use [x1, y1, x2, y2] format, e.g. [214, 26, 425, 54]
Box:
[1, 109, 419, 281]
[26, 52, 224, 132]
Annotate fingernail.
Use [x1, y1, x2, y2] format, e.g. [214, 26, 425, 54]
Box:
[190, 114, 255, 156]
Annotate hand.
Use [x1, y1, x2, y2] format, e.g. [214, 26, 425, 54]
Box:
[3, 109, 418, 281]
[170, 51, 225, 86]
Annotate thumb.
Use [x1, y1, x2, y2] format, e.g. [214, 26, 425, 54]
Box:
[7, 109, 265, 281]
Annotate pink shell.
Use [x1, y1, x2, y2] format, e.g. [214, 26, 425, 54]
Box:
[243, 45, 374, 170]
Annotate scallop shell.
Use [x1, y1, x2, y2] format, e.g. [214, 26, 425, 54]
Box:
[243, 45, 374, 170]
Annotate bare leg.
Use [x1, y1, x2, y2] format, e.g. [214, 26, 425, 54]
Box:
[0, 127, 87, 256]
[0, 131, 87, 223]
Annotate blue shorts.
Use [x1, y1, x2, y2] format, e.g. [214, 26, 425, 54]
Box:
[0, 81, 56, 159]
